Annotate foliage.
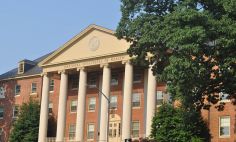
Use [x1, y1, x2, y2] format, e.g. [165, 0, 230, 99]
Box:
[9, 99, 40, 142]
[150, 104, 210, 142]
[116, 0, 236, 109]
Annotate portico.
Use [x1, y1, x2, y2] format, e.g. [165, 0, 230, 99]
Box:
[37, 25, 158, 142]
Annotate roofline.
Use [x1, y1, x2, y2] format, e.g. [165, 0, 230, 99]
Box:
[0, 74, 41, 81]
[38, 24, 115, 67]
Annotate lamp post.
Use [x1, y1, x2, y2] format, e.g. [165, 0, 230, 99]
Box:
[87, 84, 110, 142]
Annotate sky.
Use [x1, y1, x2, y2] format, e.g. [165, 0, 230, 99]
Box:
[0, 0, 121, 74]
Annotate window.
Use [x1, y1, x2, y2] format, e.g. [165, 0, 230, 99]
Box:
[156, 91, 164, 106]
[219, 92, 230, 102]
[70, 75, 79, 90]
[49, 80, 54, 92]
[13, 106, 19, 118]
[0, 107, 3, 119]
[110, 96, 117, 109]
[111, 74, 118, 86]
[87, 124, 95, 140]
[69, 124, 76, 140]
[132, 93, 140, 108]
[70, 100, 77, 113]
[88, 98, 96, 111]
[31, 83, 37, 94]
[219, 116, 230, 137]
[88, 75, 97, 88]
[0, 86, 5, 98]
[132, 121, 139, 138]
[15, 85, 21, 96]
[133, 72, 142, 83]
[48, 102, 53, 114]
[18, 63, 24, 74]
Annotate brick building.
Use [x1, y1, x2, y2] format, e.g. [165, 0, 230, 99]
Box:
[0, 25, 234, 142]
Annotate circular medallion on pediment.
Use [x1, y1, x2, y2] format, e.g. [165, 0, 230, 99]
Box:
[89, 36, 100, 51]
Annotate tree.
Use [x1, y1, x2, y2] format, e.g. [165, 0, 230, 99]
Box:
[9, 99, 40, 142]
[116, 0, 236, 109]
[150, 104, 210, 142]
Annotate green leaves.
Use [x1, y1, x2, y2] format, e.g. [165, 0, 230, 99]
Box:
[151, 104, 210, 142]
[116, 0, 236, 109]
[9, 99, 40, 142]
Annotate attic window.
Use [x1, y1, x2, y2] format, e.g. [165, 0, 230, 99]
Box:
[18, 62, 24, 74]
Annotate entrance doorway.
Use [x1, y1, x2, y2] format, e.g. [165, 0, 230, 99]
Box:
[109, 114, 121, 142]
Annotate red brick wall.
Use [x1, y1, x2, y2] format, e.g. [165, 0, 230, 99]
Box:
[0, 76, 42, 142]
[1, 69, 235, 142]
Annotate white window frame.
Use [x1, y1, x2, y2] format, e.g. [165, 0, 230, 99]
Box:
[156, 91, 164, 107]
[0, 86, 6, 99]
[110, 96, 118, 110]
[133, 72, 142, 84]
[31, 83, 37, 94]
[13, 105, 19, 118]
[87, 123, 95, 140]
[111, 73, 119, 86]
[132, 121, 140, 138]
[48, 102, 53, 114]
[15, 85, 21, 96]
[69, 124, 76, 141]
[88, 97, 96, 112]
[49, 79, 54, 93]
[219, 116, 230, 138]
[219, 92, 230, 102]
[0, 107, 3, 119]
[70, 100, 77, 113]
[87, 75, 97, 88]
[132, 93, 141, 108]
[70, 75, 79, 90]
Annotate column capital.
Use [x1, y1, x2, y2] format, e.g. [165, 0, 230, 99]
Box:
[58, 70, 67, 74]
[76, 67, 85, 71]
[41, 72, 48, 77]
[122, 59, 131, 65]
[100, 63, 109, 68]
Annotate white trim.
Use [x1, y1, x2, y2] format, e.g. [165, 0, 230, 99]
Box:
[219, 116, 230, 138]
[0, 74, 41, 81]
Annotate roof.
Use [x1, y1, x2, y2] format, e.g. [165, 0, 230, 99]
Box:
[0, 52, 53, 80]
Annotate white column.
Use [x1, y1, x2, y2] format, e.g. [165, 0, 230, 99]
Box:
[75, 68, 87, 142]
[122, 61, 133, 141]
[56, 71, 68, 142]
[99, 64, 111, 142]
[38, 74, 50, 142]
[145, 66, 157, 137]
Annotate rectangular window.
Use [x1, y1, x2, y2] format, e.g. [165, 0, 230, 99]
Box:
[31, 83, 37, 94]
[13, 106, 19, 118]
[88, 75, 97, 88]
[132, 93, 140, 108]
[219, 116, 230, 137]
[219, 92, 230, 102]
[133, 72, 142, 84]
[49, 80, 54, 92]
[0, 107, 3, 119]
[88, 98, 96, 111]
[110, 96, 118, 109]
[87, 124, 95, 140]
[49, 102, 53, 114]
[156, 91, 164, 106]
[70, 75, 79, 90]
[15, 85, 21, 96]
[111, 73, 119, 86]
[132, 121, 140, 138]
[70, 100, 77, 113]
[69, 124, 76, 140]
[0, 86, 6, 98]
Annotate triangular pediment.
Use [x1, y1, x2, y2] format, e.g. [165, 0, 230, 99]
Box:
[40, 25, 130, 67]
